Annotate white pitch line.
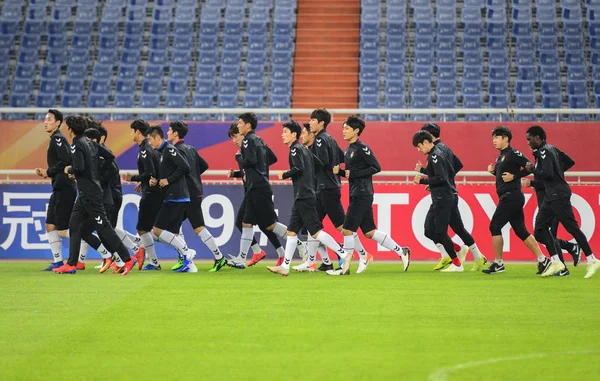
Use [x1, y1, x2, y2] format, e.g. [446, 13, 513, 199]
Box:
[428, 349, 600, 381]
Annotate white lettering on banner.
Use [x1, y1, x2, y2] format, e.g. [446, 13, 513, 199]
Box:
[374, 194, 409, 251]
[119, 194, 141, 229]
[1, 192, 52, 251]
[201, 194, 235, 246]
[411, 195, 475, 252]
[475, 193, 532, 251]
[532, 194, 596, 242]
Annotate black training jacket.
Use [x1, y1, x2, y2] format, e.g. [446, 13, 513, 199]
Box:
[174, 140, 209, 198]
[282, 140, 316, 200]
[240, 130, 271, 190]
[492, 146, 530, 197]
[419, 144, 457, 197]
[338, 139, 381, 198]
[311, 130, 343, 191]
[131, 139, 161, 196]
[67, 135, 103, 197]
[46, 130, 76, 191]
[529, 143, 572, 201]
[157, 141, 190, 202]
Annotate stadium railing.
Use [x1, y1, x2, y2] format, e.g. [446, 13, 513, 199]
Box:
[0, 107, 599, 121]
[2, 170, 600, 186]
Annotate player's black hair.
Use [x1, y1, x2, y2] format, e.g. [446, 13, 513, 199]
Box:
[492, 126, 512, 142]
[412, 130, 434, 147]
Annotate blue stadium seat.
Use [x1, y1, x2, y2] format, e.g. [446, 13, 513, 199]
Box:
[35, 93, 57, 110]
[97, 48, 118, 65]
[148, 49, 168, 65]
[167, 78, 187, 94]
[515, 80, 535, 95]
[138, 93, 161, 120]
[542, 94, 562, 108]
[190, 94, 213, 121]
[150, 35, 169, 50]
[516, 50, 535, 66]
[243, 94, 264, 108]
[540, 64, 560, 81]
[21, 34, 41, 49]
[69, 48, 90, 65]
[566, 80, 587, 95]
[116, 78, 136, 93]
[223, 36, 243, 51]
[74, 6, 96, 34]
[436, 51, 455, 66]
[12, 78, 33, 93]
[568, 95, 590, 121]
[71, 34, 91, 50]
[515, 36, 535, 52]
[47, 48, 67, 66]
[413, 64, 433, 80]
[567, 65, 587, 80]
[64, 78, 84, 94]
[387, 7, 407, 35]
[222, 50, 241, 66]
[62, 94, 82, 108]
[195, 79, 216, 95]
[463, 51, 483, 66]
[542, 80, 561, 97]
[410, 80, 431, 96]
[199, 49, 218, 66]
[169, 64, 189, 80]
[123, 34, 143, 50]
[360, 79, 379, 95]
[272, 79, 292, 95]
[91, 79, 111, 94]
[248, 7, 269, 35]
[436, 95, 458, 121]
[565, 51, 585, 66]
[385, 78, 404, 95]
[48, 6, 71, 35]
[151, 7, 172, 35]
[6, 93, 31, 120]
[436, 80, 456, 95]
[92, 63, 113, 79]
[463, 65, 483, 80]
[18, 48, 38, 64]
[462, 80, 482, 94]
[218, 79, 239, 95]
[100, 7, 122, 34]
[200, 7, 221, 35]
[99, 34, 118, 50]
[221, 65, 241, 81]
[461, 37, 480, 51]
[117, 64, 138, 79]
[488, 65, 509, 80]
[24, 6, 47, 35]
[217, 94, 238, 120]
[517, 65, 537, 81]
[488, 51, 508, 66]
[141, 78, 162, 94]
[15, 64, 36, 79]
[249, 35, 268, 51]
[463, 95, 486, 122]
[166, 93, 186, 120]
[125, 6, 145, 35]
[488, 80, 509, 95]
[174, 6, 195, 35]
[246, 80, 267, 96]
[113, 93, 135, 120]
[171, 49, 191, 65]
[66, 63, 87, 80]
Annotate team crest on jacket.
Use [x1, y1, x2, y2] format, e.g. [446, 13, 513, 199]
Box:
[501, 155, 505, 161]
[350, 151, 354, 158]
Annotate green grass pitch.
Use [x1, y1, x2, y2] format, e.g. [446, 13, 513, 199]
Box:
[1, 261, 599, 381]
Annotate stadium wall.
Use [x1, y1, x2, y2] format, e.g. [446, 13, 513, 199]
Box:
[1, 184, 599, 260]
[1, 121, 599, 171]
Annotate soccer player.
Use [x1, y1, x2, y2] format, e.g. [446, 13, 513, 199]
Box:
[329, 116, 410, 275]
[97, 123, 144, 261]
[147, 125, 197, 269]
[413, 130, 466, 272]
[525, 125, 599, 278]
[227, 123, 286, 265]
[482, 126, 549, 275]
[416, 123, 487, 271]
[523, 142, 580, 276]
[53, 116, 136, 275]
[306, 109, 373, 273]
[266, 121, 348, 277]
[168, 121, 227, 273]
[126, 120, 164, 270]
[36, 109, 77, 271]
[291, 122, 336, 272]
[229, 113, 306, 269]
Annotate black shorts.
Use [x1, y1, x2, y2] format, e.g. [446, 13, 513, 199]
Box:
[154, 201, 187, 233]
[343, 195, 376, 233]
[242, 187, 278, 228]
[46, 187, 77, 230]
[110, 195, 122, 227]
[184, 197, 205, 229]
[137, 193, 163, 232]
[425, 194, 455, 235]
[316, 188, 345, 227]
[288, 197, 323, 234]
[490, 191, 528, 237]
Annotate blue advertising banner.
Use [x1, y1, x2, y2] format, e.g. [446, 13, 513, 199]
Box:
[0, 184, 294, 260]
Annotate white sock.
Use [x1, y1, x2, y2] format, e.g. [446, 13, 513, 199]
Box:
[276, 246, 285, 258]
[315, 231, 346, 257]
[272, 222, 287, 238]
[343, 234, 355, 260]
[537, 255, 546, 262]
[239, 227, 254, 260]
[113, 253, 125, 267]
[496, 259, 504, 265]
[371, 230, 403, 255]
[79, 240, 89, 262]
[354, 233, 367, 260]
[141, 232, 159, 266]
[436, 243, 450, 259]
[159, 231, 192, 259]
[551, 255, 560, 262]
[115, 228, 139, 252]
[63, 230, 70, 238]
[97, 244, 111, 259]
[251, 243, 262, 255]
[126, 231, 141, 245]
[282, 235, 297, 269]
[588, 254, 597, 262]
[318, 243, 331, 265]
[469, 244, 483, 260]
[307, 237, 319, 263]
[199, 228, 223, 260]
[47, 230, 63, 262]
